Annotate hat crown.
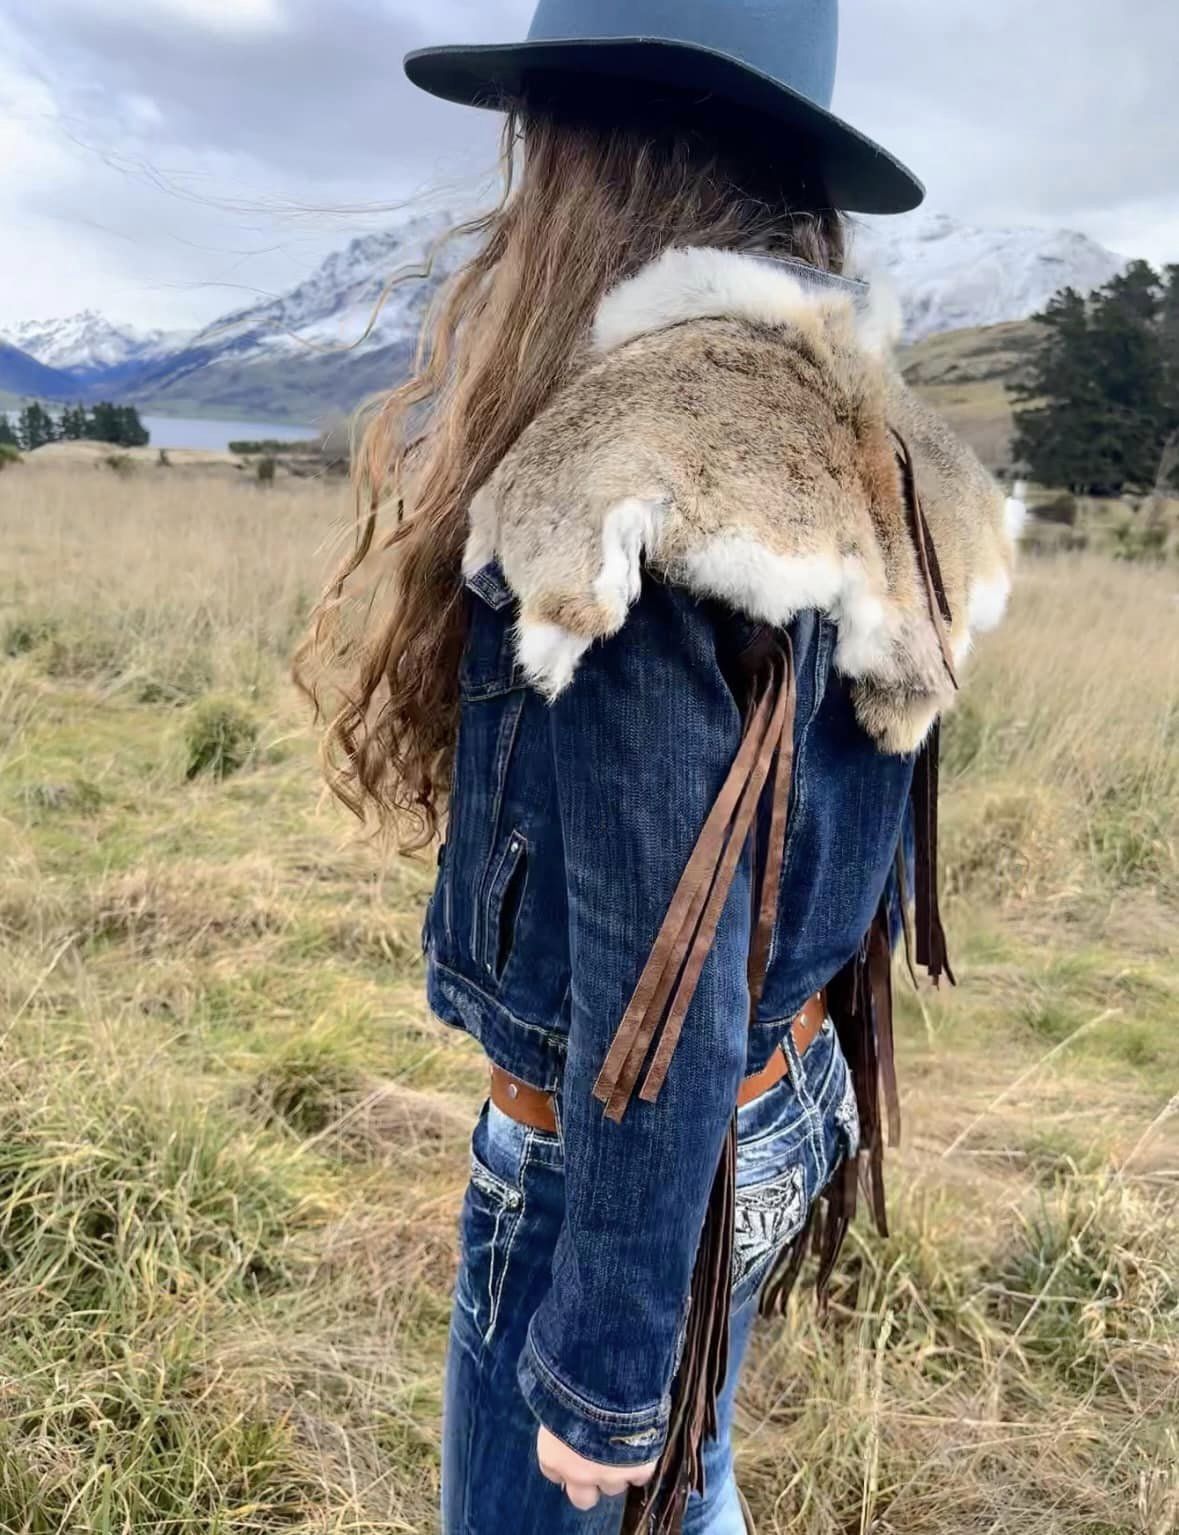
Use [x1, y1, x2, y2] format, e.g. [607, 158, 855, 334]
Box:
[526, 0, 838, 109]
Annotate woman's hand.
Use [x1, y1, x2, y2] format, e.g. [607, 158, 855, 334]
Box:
[536, 1426, 657, 1511]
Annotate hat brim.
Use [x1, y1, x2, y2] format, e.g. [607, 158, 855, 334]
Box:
[404, 37, 923, 216]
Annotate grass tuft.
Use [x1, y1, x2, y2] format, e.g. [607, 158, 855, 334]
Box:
[185, 696, 260, 781]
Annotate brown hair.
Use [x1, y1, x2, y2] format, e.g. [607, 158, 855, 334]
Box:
[297, 103, 845, 847]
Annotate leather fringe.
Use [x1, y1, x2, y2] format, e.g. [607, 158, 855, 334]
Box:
[911, 723, 956, 988]
[760, 708, 958, 1317]
[616, 641, 795, 1535]
[623, 1116, 738, 1535]
[594, 645, 796, 1123]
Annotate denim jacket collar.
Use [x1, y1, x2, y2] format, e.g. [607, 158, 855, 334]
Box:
[749, 254, 873, 315]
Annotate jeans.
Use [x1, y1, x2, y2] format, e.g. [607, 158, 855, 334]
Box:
[442, 1021, 859, 1535]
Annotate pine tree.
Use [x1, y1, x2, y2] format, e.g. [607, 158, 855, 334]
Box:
[59, 403, 89, 441]
[87, 401, 119, 444]
[16, 402, 58, 451]
[1158, 265, 1179, 490]
[0, 413, 17, 447]
[85, 401, 150, 448]
[117, 405, 150, 447]
[1012, 289, 1106, 491]
[1013, 264, 1171, 494]
[1088, 263, 1165, 489]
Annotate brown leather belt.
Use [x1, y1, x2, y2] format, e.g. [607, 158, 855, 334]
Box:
[490, 993, 827, 1135]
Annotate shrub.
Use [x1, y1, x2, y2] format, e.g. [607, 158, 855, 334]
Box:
[103, 452, 135, 476]
[229, 438, 318, 454]
[20, 779, 104, 817]
[2, 615, 58, 657]
[255, 455, 277, 485]
[0, 442, 20, 470]
[1035, 491, 1078, 526]
[248, 1037, 366, 1139]
[183, 696, 259, 781]
[1112, 521, 1169, 562]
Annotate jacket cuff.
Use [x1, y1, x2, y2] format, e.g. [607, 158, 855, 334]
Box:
[517, 1323, 669, 1467]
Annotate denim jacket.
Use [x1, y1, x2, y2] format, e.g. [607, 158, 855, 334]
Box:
[424, 565, 914, 1463]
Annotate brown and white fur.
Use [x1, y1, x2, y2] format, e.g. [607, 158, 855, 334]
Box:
[465, 247, 1024, 754]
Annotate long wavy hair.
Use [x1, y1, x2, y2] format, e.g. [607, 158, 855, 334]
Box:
[297, 103, 845, 848]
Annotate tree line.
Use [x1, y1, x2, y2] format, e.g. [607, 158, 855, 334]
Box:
[1013, 261, 1179, 495]
[0, 401, 150, 452]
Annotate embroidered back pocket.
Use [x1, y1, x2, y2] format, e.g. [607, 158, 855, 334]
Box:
[732, 1162, 809, 1300]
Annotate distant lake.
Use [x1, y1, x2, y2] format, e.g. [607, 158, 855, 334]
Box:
[141, 416, 316, 451]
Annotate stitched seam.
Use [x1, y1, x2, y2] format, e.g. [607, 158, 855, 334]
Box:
[488, 1126, 533, 1341]
[468, 1152, 517, 1208]
[480, 831, 529, 980]
[483, 1178, 524, 1348]
[473, 695, 526, 965]
[482, 1200, 509, 1347]
[524, 1327, 670, 1429]
[784, 1031, 826, 1171]
[459, 675, 526, 702]
[456, 1317, 485, 1535]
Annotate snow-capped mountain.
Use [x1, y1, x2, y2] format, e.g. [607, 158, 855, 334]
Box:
[856, 211, 1127, 342]
[183, 211, 470, 364]
[86, 211, 476, 423]
[5, 311, 190, 378]
[168, 207, 1126, 378]
[2, 209, 1134, 426]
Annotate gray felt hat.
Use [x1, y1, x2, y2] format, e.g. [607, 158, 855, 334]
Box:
[405, 0, 924, 216]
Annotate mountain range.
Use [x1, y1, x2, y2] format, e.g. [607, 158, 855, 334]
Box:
[1, 209, 1129, 432]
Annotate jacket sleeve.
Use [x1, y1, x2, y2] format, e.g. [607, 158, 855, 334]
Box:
[516, 579, 752, 1466]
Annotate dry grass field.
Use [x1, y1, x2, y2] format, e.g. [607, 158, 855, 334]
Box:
[0, 460, 1177, 1534]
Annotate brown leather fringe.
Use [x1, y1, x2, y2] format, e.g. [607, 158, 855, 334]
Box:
[593, 644, 797, 1123]
[616, 641, 795, 1535]
[892, 428, 959, 691]
[911, 724, 956, 989]
[759, 893, 899, 1320]
[895, 840, 920, 991]
[895, 426, 958, 993]
[624, 1118, 738, 1535]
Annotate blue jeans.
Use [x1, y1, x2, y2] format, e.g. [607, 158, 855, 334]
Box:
[442, 1021, 859, 1535]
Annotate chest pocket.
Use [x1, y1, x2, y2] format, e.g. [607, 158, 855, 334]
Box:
[460, 564, 526, 701]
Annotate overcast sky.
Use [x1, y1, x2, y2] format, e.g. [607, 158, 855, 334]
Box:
[2, 0, 1176, 333]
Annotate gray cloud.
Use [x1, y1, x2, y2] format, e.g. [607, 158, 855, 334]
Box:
[0, 0, 1174, 330]
[837, 0, 1176, 228]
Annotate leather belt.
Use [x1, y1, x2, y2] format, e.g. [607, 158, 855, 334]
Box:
[490, 993, 827, 1136]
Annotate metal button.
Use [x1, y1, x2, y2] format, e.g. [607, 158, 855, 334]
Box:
[507, 1082, 519, 1100]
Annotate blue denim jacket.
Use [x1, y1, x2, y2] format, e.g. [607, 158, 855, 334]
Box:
[424, 564, 914, 1462]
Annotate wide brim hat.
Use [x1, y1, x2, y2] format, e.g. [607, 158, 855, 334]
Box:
[405, 0, 924, 216]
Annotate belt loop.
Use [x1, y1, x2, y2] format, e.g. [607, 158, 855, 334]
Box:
[551, 1081, 565, 1150]
[781, 1027, 810, 1098]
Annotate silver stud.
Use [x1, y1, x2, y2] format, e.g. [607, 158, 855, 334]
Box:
[507, 1082, 519, 1100]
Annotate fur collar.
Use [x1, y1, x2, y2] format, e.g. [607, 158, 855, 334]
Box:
[466, 247, 1023, 754]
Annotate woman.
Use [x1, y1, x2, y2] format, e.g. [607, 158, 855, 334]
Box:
[302, 2, 1022, 1530]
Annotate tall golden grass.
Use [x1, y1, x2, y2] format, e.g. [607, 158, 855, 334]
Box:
[0, 461, 1176, 1533]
